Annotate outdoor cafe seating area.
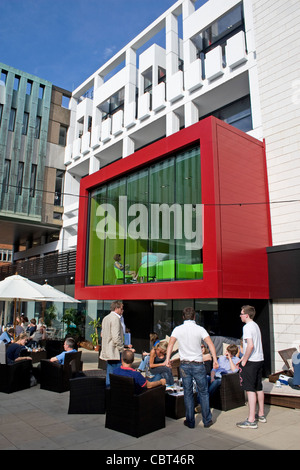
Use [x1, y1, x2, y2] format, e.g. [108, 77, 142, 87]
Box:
[0, 338, 300, 440]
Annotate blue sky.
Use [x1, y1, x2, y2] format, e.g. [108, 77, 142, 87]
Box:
[0, 0, 191, 91]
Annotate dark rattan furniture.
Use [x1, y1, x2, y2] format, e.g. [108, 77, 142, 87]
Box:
[0, 360, 32, 393]
[0, 342, 32, 393]
[40, 351, 82, 393]
[209, 373, 245, 411]
[68, 369, 107, 414]
[105, 374, 166, 437]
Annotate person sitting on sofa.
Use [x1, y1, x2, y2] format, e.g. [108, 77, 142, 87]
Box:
[208, 344, 240, 396]
[0, 328, 15, 344]
[288, 345, 300, 390]
[137, 332, 160, 373]
[6, 333, 33, 364]
[49, 337, 77, 365]
[113, 349, 166, 394]
[149, 340, 175, 386]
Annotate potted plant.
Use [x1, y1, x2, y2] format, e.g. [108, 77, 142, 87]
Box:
[44, 305, 57, 328]
[61, 308, 83, 343]
[89, 318, 101, 351]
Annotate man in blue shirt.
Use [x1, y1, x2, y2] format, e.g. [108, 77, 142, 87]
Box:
[0, 328, 14, 344]
[208, 344, 239, 396]
[288, 345, 300, 390]
[50, 337, 77, 365]
[113, 349, 166, 394]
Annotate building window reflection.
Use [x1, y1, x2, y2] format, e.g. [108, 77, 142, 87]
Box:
[87, 145, 203, 286]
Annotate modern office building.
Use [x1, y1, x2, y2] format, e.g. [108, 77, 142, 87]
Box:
[0, 63, 72, 324]
[59, 0, 300, 373]
[1, 0, 299, 373]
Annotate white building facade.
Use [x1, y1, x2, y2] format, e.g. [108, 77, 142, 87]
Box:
[62, 0, 300, 372]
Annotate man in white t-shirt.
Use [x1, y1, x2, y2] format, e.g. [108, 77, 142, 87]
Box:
[166, 307, 218, 429]
[237, 305, 265, 429]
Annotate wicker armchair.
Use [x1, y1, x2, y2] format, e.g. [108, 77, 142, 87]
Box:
[105, 374, 166, 437]
[209, 373, 245, 411]
[0, 342, 32, 393]
[68, 369, 107, 414]
[40, 351, 82, 393]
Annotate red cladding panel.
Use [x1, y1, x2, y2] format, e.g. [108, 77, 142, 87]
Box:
[75, 117, 271, 300]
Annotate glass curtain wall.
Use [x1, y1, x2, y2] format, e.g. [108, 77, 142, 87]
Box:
[87, 145, 202, 285]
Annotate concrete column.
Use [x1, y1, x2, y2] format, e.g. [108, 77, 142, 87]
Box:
[185, 100, 199, 128]
[123, 134, 135, 158]
[125, 47, 137, 103]
[89, 155, 100, 175]
[166, 110, 180, 136]
[166, 12, 179, 78]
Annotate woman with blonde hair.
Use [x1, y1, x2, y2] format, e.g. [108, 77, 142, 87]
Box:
[6, 333, 32, 364]
[149, 340, 175, 386]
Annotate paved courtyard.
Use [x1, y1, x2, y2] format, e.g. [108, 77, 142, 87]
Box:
[0, 349, 298, 451]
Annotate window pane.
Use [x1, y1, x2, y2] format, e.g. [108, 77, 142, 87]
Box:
[86, 144, 203, 286]
[26, 80, 32, 95]
[104, 179, 127, 285]
[149, 158, 175, 281]
[0, 70, 8, 85]
[55, 170, 64, 205]
[175, 147, 203, 280]
[35, 116, 41, 138]
[2, 159, 11, 193]
[16, 162, 24, 195]
[87, 186, 107, 286]
[39, 85, 44, 99]
[126, 169, 149, 282]
[8, 108, 16, 131]
[14, 76, 20, 91]
[22, 112, 29, 135]
[30, 164, 37, 197]
[59, 125, 67, 146]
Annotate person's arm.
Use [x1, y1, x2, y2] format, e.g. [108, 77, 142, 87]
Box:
[166, 336, 177, 367]
[149, 348, 161, 368]
[146, 378, 166, 388]
[226, 354, 239, 372]
[50, 356, 58, 362]
[204, 336, 218, 370]
[111, 317, 124, 351]
[15, 356, 32, 362]
[240, 338, 254, 366]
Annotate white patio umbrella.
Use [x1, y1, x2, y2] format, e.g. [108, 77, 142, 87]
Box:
[0, 274, 80, 324]
[41, 282, 80, 303]
[0, 274, 51, 302]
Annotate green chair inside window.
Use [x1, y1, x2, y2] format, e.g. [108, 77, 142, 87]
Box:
[114, 267, 132, 284]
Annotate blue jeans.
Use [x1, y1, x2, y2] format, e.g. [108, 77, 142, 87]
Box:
[106, 359, 121, 386]
[138, 355, 150, 371]
[180, 362, 212, 427]
[208, 377, 221, 396]
[149, 366, 174, 385]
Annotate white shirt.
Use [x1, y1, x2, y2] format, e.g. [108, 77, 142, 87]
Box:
[171, 320, 209, 362]
[243, 320, 264, 362]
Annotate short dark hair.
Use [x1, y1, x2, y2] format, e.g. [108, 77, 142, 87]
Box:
[122, 349, 134, 364]
[182, 306, 196, 320]
[241, 305, 256, 319]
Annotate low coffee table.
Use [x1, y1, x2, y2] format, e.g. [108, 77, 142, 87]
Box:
[28, 350, 47, 364]
[165, 391, 186, 419]
[165, 390, 198, 419]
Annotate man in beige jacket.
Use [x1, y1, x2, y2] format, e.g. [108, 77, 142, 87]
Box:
[100, 300, 126, 386]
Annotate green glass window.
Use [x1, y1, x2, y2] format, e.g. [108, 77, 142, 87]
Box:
[86, 145, 203, 286]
